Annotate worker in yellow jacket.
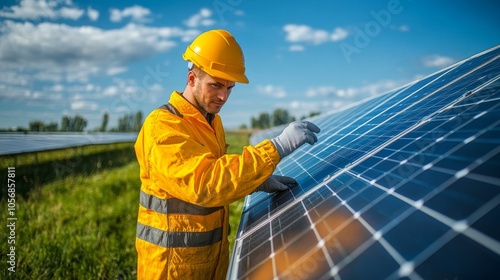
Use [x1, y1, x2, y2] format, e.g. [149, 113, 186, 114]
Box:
[134, 29, 320, 279]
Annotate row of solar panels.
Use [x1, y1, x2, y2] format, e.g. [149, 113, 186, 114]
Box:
[0, 133, 138, 156]
[228, 45, 500, 279]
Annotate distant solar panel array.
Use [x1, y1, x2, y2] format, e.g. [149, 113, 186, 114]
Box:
[0, 133, 138, 156]
[228, 45, 500, 279]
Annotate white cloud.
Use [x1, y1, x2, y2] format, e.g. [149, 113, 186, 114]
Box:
[100, 79, 163, 102]
[0, 20, 187, 81]
[180, 29, 201, 42]
[257, 85, 287, 98]
[110, 5, 151, 23]
[71, 100, 98, 110]
[283, 24, 349, 47]
[234, 10, 245, 16]
[183, 8, 215, 28]
[31, 71, 61, 83]
[390, 24, 410, 32]
[103, 86, 119, 97]
[68, 67, 100, 83]
[0, 69, 30, 86]
[399, 25, 409, 32]
[274, 100, 333, 121]
[59, 6, 84, 20]
[106, 67, 127, 76]
[422, 55, 455, 68]
[51, 84, 64, 92]
[24, 90, 63, 104]
[0, 0, 84, 20]
[306, 86, 336, 97]
[85, 83, 96, 91]
[289, 45, 305, 52]
[331, 27, 349, 41]
[87, 6, 99, 21]
[306, 80, 400, 100]
[284, 24, 329, 45]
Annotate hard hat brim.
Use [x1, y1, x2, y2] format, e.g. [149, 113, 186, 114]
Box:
[213, 70, 249, 84]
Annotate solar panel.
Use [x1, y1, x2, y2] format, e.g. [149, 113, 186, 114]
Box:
[0, 132, 138, 155]
[228, 45, 500, 279]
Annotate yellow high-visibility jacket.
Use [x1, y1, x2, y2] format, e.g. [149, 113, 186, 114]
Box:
[134, 91, 280, 279]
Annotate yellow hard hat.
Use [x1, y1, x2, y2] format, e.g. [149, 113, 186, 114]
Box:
[183, 29, 249, 84]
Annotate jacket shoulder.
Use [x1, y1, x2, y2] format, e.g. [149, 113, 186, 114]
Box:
[143, 108, 189, 143]
[158, 103, 183, 118]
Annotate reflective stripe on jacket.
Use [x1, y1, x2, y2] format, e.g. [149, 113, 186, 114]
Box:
[134, 91, 280, 279]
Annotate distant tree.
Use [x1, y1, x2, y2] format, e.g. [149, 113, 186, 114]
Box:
[251, 109, 298, 129]
[117, 111, 143, 132]
[118, 116, 126, 132]
[60, 115, 87, 132]
[100, 112, 109, 132]
[28, 121, 58, 132]
[273, 108, 295, 126]
[300, 111, 321, 120]
[134, 111, 143, 132]
[16, 127, 28, 133]
[309, 111, 321, 118]
[257, 112, 271, 129]
[29, 121, 45, 132]
[239, 124, 248, 130]
[61, 116, 70, 132]
[74, 115, 87, 132]
[45, 122, 58, 131]
[251, 117, 258, 129]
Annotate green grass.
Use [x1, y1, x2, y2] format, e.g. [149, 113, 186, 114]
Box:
[0, 131, 250, 279]
[1, 159, 140, 279]
[0, 143, 136, 199]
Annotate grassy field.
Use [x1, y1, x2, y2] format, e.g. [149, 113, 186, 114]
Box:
[0, 131, 250, 279]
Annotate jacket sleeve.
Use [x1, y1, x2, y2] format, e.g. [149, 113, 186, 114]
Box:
[149, 117, 281, 207]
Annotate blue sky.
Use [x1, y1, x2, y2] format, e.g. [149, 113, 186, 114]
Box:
[1, 0, 499, 130]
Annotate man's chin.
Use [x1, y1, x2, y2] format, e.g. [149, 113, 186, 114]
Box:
[209, 110, 221, 115]
[208, 106, 223, 115]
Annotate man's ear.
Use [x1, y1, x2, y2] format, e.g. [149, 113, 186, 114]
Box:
[187, 71, 196, 87]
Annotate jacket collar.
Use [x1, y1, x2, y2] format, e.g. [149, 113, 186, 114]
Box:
[169, 91, 215, 125]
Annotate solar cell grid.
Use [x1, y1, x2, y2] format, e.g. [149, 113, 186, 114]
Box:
[228, 45, 500, 279]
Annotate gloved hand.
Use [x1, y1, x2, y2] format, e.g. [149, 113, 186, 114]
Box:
[270, 121, 321, 158]
[256, 175, 298, 193]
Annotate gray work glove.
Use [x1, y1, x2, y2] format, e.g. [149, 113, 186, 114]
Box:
[256, 175, 298, 193]
[270, 121, 321, 158]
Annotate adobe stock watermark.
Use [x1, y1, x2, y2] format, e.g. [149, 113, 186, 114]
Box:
[6, 167, 17, 274]
[340, 0, 410, 63]
[212, 0, 244, 24]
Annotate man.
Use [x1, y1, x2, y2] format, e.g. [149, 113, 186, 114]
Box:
[134, 29, 320, 279]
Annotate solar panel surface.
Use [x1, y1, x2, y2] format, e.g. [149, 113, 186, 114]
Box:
[0, 133, 138, 155]
[228, 45, 500, 280]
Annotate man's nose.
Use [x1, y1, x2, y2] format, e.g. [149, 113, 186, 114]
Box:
[218, 89, 230, 101]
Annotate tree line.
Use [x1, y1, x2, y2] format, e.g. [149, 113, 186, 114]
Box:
[2, 112, 143, 133]
[2, 108, 319, 132]
[247, 108, 321, 129]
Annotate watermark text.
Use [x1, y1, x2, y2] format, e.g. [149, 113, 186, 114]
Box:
[6, 167, 17, 273]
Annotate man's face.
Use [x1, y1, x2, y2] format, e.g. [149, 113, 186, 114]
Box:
[191, 71, 235, 116]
